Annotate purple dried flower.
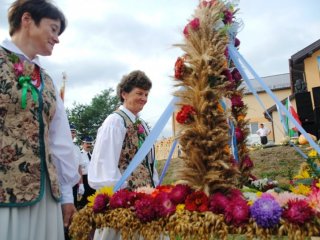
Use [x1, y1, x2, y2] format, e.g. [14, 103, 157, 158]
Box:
[250, 197, 282, 228]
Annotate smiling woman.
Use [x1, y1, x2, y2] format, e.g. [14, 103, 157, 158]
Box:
[0, 1, 80, 240]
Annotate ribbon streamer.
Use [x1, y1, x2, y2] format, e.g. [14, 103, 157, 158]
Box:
[18, 76, 38, 109]
[228, 44, 320, 155]
[158, 139, 178, 185]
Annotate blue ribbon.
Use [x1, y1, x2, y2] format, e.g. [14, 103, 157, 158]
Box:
[228, 44, 320, 156]
[219, 99, 239, 162]
[114, 96, 178, 192]
[158, 139, 178, 185]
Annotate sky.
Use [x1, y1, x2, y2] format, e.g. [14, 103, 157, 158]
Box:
[1, 0, 319, 138]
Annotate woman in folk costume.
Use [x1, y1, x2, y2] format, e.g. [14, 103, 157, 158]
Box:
[0, 1, 80, 240]
[88, 70, 159, 191]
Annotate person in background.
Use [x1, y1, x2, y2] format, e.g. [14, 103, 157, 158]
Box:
[88, 70, 159, 191]
[70, 124, 84, 209]
[0, 1, 79, 240]
[256, 123, 271, 145]
[77, 136, 96, 209]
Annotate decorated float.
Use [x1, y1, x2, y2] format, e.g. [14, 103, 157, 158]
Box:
[70, 1, 320, 239]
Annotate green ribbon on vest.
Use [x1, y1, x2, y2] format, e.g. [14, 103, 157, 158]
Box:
[18, 76, 38, 109]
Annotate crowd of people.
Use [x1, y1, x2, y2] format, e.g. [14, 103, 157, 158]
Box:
[0, 1, 158, 240]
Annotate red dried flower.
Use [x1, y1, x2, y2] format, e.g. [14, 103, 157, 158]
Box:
[135, 196, 157, 222]
[176, 105, 196, 124]
[110, 189, 135, 209]
[231, 68, 242, 82]
[151, 185, 173, 198]
[241, 155, 254, 170]
[174, 57, 185, 80]
[169, 184, 192, 204]
[282, 199, 315, 224]
[221, 69, 232, 81]
[234, 38, 240, 48]
[223, 9, 233, 24]
[185, 191, 209, 212]
[183, 18, 200, 37]
[231, 95, 244, 108]
[235, 127, 244, 142]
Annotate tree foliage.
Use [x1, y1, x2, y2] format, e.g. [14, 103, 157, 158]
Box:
[67, 88, 120, 141]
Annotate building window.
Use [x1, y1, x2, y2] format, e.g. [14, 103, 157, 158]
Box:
[248, 122, 259, 134]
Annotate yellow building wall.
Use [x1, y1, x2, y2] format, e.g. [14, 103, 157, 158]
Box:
[155, 136, 179, 161]
[304, 49, 320, 106]
[243, 88, 291, 143]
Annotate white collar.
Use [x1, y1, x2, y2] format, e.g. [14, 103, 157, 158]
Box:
[119, 105, 140, 123]
[1, 38, 42, 67]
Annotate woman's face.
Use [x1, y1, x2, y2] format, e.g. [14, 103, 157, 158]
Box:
[28, 17, 61, 56]
[122, 87, 149, 115]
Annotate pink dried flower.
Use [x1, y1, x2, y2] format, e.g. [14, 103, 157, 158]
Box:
[209, 192, 229, 214]
[307, 188, 320, 213]
[169, 184, 192, 204]
[282, 199, 315, 224]
[228, 188, 245, 201]
[183, 18, 200, 37]
[270, 191, 306, 207]
[93, 194, 110, 213]
[154, 192, 176, 218]
[225, 198, 250, 226]
[137, 124, 145, 134]
[13, 62, 24, 76]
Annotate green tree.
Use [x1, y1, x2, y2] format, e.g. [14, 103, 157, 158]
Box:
[67, 88, 120, 141]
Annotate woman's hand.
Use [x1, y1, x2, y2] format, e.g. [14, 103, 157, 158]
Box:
[61, 203, 77, 227]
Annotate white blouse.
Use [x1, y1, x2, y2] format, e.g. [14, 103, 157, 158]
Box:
[1, 39, 80, 204]
[88, 105, 159, 190]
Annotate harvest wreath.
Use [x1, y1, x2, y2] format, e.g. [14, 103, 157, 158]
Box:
[69, 1, 320, 239]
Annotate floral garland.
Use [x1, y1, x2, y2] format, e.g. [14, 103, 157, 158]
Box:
[8, 52, 39, 109]
[70, 180, 320, 240]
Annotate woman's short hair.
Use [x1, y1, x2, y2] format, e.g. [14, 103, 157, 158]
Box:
[117, 70, 152, 103]
[8, 0, 67, 36]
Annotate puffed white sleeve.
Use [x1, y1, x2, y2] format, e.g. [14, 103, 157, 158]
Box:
[49, 92, 80, 204]
[88, 114, 126, 190]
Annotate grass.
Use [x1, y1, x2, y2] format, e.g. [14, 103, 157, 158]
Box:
[156, 145, 308, 186]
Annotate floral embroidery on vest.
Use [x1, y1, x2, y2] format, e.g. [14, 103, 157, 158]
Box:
[114, 110, 154, 190]
[0, 47, 60, 206]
